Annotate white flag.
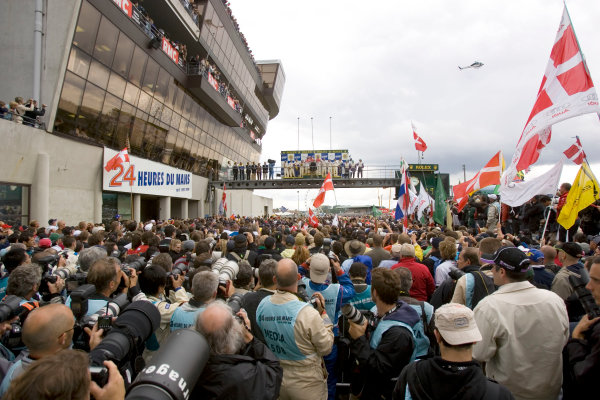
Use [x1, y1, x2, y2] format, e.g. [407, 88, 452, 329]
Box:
[408, 189, 419, 215]
[416, 187, 433, 221]
[332, 215, 339, 227]
[500, 160, 564, 207]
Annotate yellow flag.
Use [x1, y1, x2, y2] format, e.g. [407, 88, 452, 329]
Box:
[557, 162, 600, 229]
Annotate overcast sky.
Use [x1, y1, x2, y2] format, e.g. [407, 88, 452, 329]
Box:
[228, 0, 600, 210]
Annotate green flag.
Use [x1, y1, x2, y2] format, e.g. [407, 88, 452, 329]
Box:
[434, 174, 446, 225]
[372, 206, 382, 217]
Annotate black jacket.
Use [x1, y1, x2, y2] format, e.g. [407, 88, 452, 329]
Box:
[563, 320, 600, 399]
[241, 289, 274, 343]
[393, 357, 514, 400]
[190, 338, 282, 400]
[350, 301, 420, 400]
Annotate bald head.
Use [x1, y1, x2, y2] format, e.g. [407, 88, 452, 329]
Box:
[195, 301, 243, 355]
[541, 245, 557, 265]
[23, 304, 74, 357]
[276, 258, 298, 289]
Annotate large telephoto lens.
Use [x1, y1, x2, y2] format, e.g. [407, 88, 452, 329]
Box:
[126, 329, 210, 400]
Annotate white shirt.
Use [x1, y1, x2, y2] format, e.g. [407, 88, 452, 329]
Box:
[434, 260, 456, 286]
[472, 281, 569, 400]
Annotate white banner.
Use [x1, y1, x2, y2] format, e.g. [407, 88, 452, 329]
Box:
[500, 160, 563, 207]
[102, 148, 192, 198]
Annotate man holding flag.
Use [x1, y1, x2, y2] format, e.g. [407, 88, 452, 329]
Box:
[557, 162, 600, 242]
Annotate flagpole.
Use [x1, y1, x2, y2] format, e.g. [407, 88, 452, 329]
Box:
[541, 193, 558, 242]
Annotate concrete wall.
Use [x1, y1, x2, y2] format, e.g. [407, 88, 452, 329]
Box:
[0, 0, 80, 119]
[0, 120, 273, 224]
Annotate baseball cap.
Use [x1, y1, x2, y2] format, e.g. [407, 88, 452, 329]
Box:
[399, 243, 415, 258]
[285, 235, 295, 246]
[182, 240, 196, 252]
[38, 238, 52, 248]
[234, 234, 247, 245]
[431, 237, 443, 249]
[391, 243, 403, 257]
[492, 247, 531, 272]
[556, 242, 584, 259]
[309, 253, 330, 284]
[435, 303, 482, 345]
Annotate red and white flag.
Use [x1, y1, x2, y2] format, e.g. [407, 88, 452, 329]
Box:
[412, 122, 427, 152]
[220, 184, 227, 215]
[312, 173, 334, 208]
[453, 151, 504, 211]
[308, 208, 319, 227]
[503, 6, 600, 185]
[104, 148, 130, 172]
[563, 137, 586, 165]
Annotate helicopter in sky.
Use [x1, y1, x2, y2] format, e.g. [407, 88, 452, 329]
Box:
[458, 61, 484, 70]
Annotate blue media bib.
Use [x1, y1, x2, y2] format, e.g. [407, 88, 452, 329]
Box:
[256, 297, 310, 361]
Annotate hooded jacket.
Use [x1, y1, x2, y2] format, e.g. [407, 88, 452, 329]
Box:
[393, 357, 514, 400]
[350, 301, 420, 399]
[190, 338, 282, 400]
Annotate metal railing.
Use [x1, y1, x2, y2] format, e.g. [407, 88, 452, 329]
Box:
[217, 164, 404, 182]
[1, 112, 46, 129]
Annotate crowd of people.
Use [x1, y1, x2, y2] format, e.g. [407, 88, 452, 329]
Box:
[0, 97, 46, 128]
[281, 157, 366, 179]
[0, 203, 597, 399]
[226, 159, 276, 181]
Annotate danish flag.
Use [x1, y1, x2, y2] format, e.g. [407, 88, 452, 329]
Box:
[453, 151, 504, 211]
[412, 122, 427, 152]
[104, 148, 130, 172]
[308, 208, 319, 227]
[503, 6, 600, 185]
[563, 137, 586, 165]
[220, 184, 227, 215]
[312, 173, 334, 208]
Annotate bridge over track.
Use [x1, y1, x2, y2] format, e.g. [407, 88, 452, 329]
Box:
[209, 177, 402, 190]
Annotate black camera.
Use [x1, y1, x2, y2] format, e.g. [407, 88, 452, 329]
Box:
[227, 293, 243, 314]
[569, 274, 600, 319]
[126, 329, 209, 400]
[89, 300, 160, 385]
[0, 295, 23, 323]
[322, 238, 332, 255]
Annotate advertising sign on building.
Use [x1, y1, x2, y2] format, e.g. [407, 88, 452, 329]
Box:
[113, 0, 133, 17]
[103, 148, 192, 199]
[161, 38, 179, 64]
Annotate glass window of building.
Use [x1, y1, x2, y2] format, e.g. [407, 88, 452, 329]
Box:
[67, 47, 91, 79]
[142, 58, 159, 95]
[128, 46, 147, 87]
[0, 184, 30, 227]
[73, 1, 100, 53]
[87, 59, 110, 89]
[112, 33, 134, 77]
[93, 17, 119, 66]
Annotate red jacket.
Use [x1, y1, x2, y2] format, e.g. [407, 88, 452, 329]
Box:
[391, 258, 435, 301]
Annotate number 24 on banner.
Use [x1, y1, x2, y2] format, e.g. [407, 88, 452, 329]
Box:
[110, 164, 136, 187]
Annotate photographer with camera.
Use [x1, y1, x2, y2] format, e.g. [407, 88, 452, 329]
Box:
[256, 258, 334, 400]
[3, 349, 125, 400]
[0, 248, 30, 298]
[242, 258, 278, 343]
[299, 253, 355, 399]
[65, 258, 132, 315]
[170, 271, 218, 331]
[347, 268, 420, 400]
[552, 242, 588, 322]
[228, 233, 259, 268]
[563, 256, 600, 398]
[191, 301, 282, 399]
[0, 304, 78, 395]
[137, 265, 188, 353]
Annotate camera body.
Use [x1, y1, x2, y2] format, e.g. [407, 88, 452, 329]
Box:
[569, 274, 600, 319]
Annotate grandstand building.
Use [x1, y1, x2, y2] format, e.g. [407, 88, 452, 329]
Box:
[0, 0, 285, 225]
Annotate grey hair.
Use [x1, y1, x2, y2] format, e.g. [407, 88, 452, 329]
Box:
[77, 247, 107, 272]
[7, 264, 42, 298]
[192, 271, 219, 303]
[195, 301, 244, 355]
[394, 267, 413, 292]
